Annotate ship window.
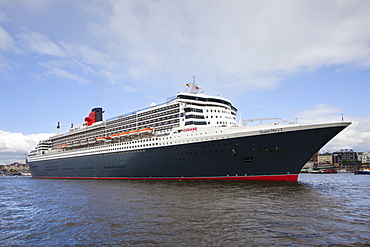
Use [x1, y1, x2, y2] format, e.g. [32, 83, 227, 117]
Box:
[243, 157, 253, 162]
[185, 121, 207, 126]
[185, 114, 205, 119]
[184, 107, 203, 113]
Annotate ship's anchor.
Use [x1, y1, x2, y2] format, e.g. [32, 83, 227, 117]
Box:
[231, 149, 236, 155]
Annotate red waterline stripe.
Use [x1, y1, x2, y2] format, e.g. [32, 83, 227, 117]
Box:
[33, 174, 298, 182]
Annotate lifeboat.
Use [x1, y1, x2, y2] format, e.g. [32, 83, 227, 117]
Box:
[111, 133, 121, 139]
[73, 140, 80, 146]
[96, 136, 111, 143]
[120, 132, 129, 135]
[127, 130, 140, 137]
[80, 139, 88, 145]
[88, 138, 96, 144]
[119, 132, 129, 139]
[57, 144, 67, 148]
[138, 128, 153, 136]
[96, 137, 106, 142]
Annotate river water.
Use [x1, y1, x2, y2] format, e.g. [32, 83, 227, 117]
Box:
[1, 173, 369, 246]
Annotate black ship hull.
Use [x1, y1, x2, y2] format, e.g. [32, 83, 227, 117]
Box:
[28, 124, 347, 181]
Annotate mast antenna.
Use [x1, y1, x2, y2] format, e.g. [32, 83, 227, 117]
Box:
[190, 75, 200, 94]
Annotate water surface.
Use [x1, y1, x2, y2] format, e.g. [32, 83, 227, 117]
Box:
[1, 173, 369, 246]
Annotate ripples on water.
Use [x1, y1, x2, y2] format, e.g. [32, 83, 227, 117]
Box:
[1, 173, 369, 246]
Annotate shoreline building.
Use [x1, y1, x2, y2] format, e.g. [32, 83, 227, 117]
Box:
[333, 149, 358, 165]
[318, 153, 333, 165]
[358, 152, 370, 164]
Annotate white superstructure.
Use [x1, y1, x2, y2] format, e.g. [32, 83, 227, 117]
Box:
[28, 81, 241, 162]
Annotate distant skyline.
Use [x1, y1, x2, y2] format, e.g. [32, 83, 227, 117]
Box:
[1, 0, 370, 164]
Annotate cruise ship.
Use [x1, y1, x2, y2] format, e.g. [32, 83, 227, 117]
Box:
[27, 80, 350, 181]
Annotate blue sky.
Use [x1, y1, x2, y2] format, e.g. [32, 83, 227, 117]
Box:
[1, 0, 370, 164]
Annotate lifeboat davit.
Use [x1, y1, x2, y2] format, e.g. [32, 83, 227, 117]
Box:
[97, 136, 111, 143]
[119, 132, 129, 139]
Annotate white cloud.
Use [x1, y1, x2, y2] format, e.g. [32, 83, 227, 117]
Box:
[61, 42, 115, 71]
[0, 55, 12, 72]
[127, 66, 146, 81]
[294, 104, 370, 152]
[11, 30, 122, 84]
[323, 117, 370, 152]
[98, 0, 370, 90]
[47, 67, 89, 84]
[0, 10, 9, 22]
[3, 1, 370, 91]
[296, 104, 344, 124]
[11, 0, 53, 13]
[0, 25, 15, 51]
[0, 130, 53, 165]
[39, 59, 96, 77]
[17, 31, 66, 57]
[120, 84, 137, 92]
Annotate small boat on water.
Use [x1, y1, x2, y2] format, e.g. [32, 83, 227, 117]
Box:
[355, 168, 370, 175]
[310, 168, 337, 174]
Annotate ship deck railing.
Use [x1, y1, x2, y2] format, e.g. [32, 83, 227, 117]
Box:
[242, 118, 291, 126]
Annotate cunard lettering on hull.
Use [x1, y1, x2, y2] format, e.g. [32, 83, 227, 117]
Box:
[182, 127, 197, 132]
[27, 77, 351, 181]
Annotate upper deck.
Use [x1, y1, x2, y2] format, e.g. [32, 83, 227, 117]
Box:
[29, 81, 239, 156]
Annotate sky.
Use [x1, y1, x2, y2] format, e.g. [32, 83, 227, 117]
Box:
[1, 0, 370, 164]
